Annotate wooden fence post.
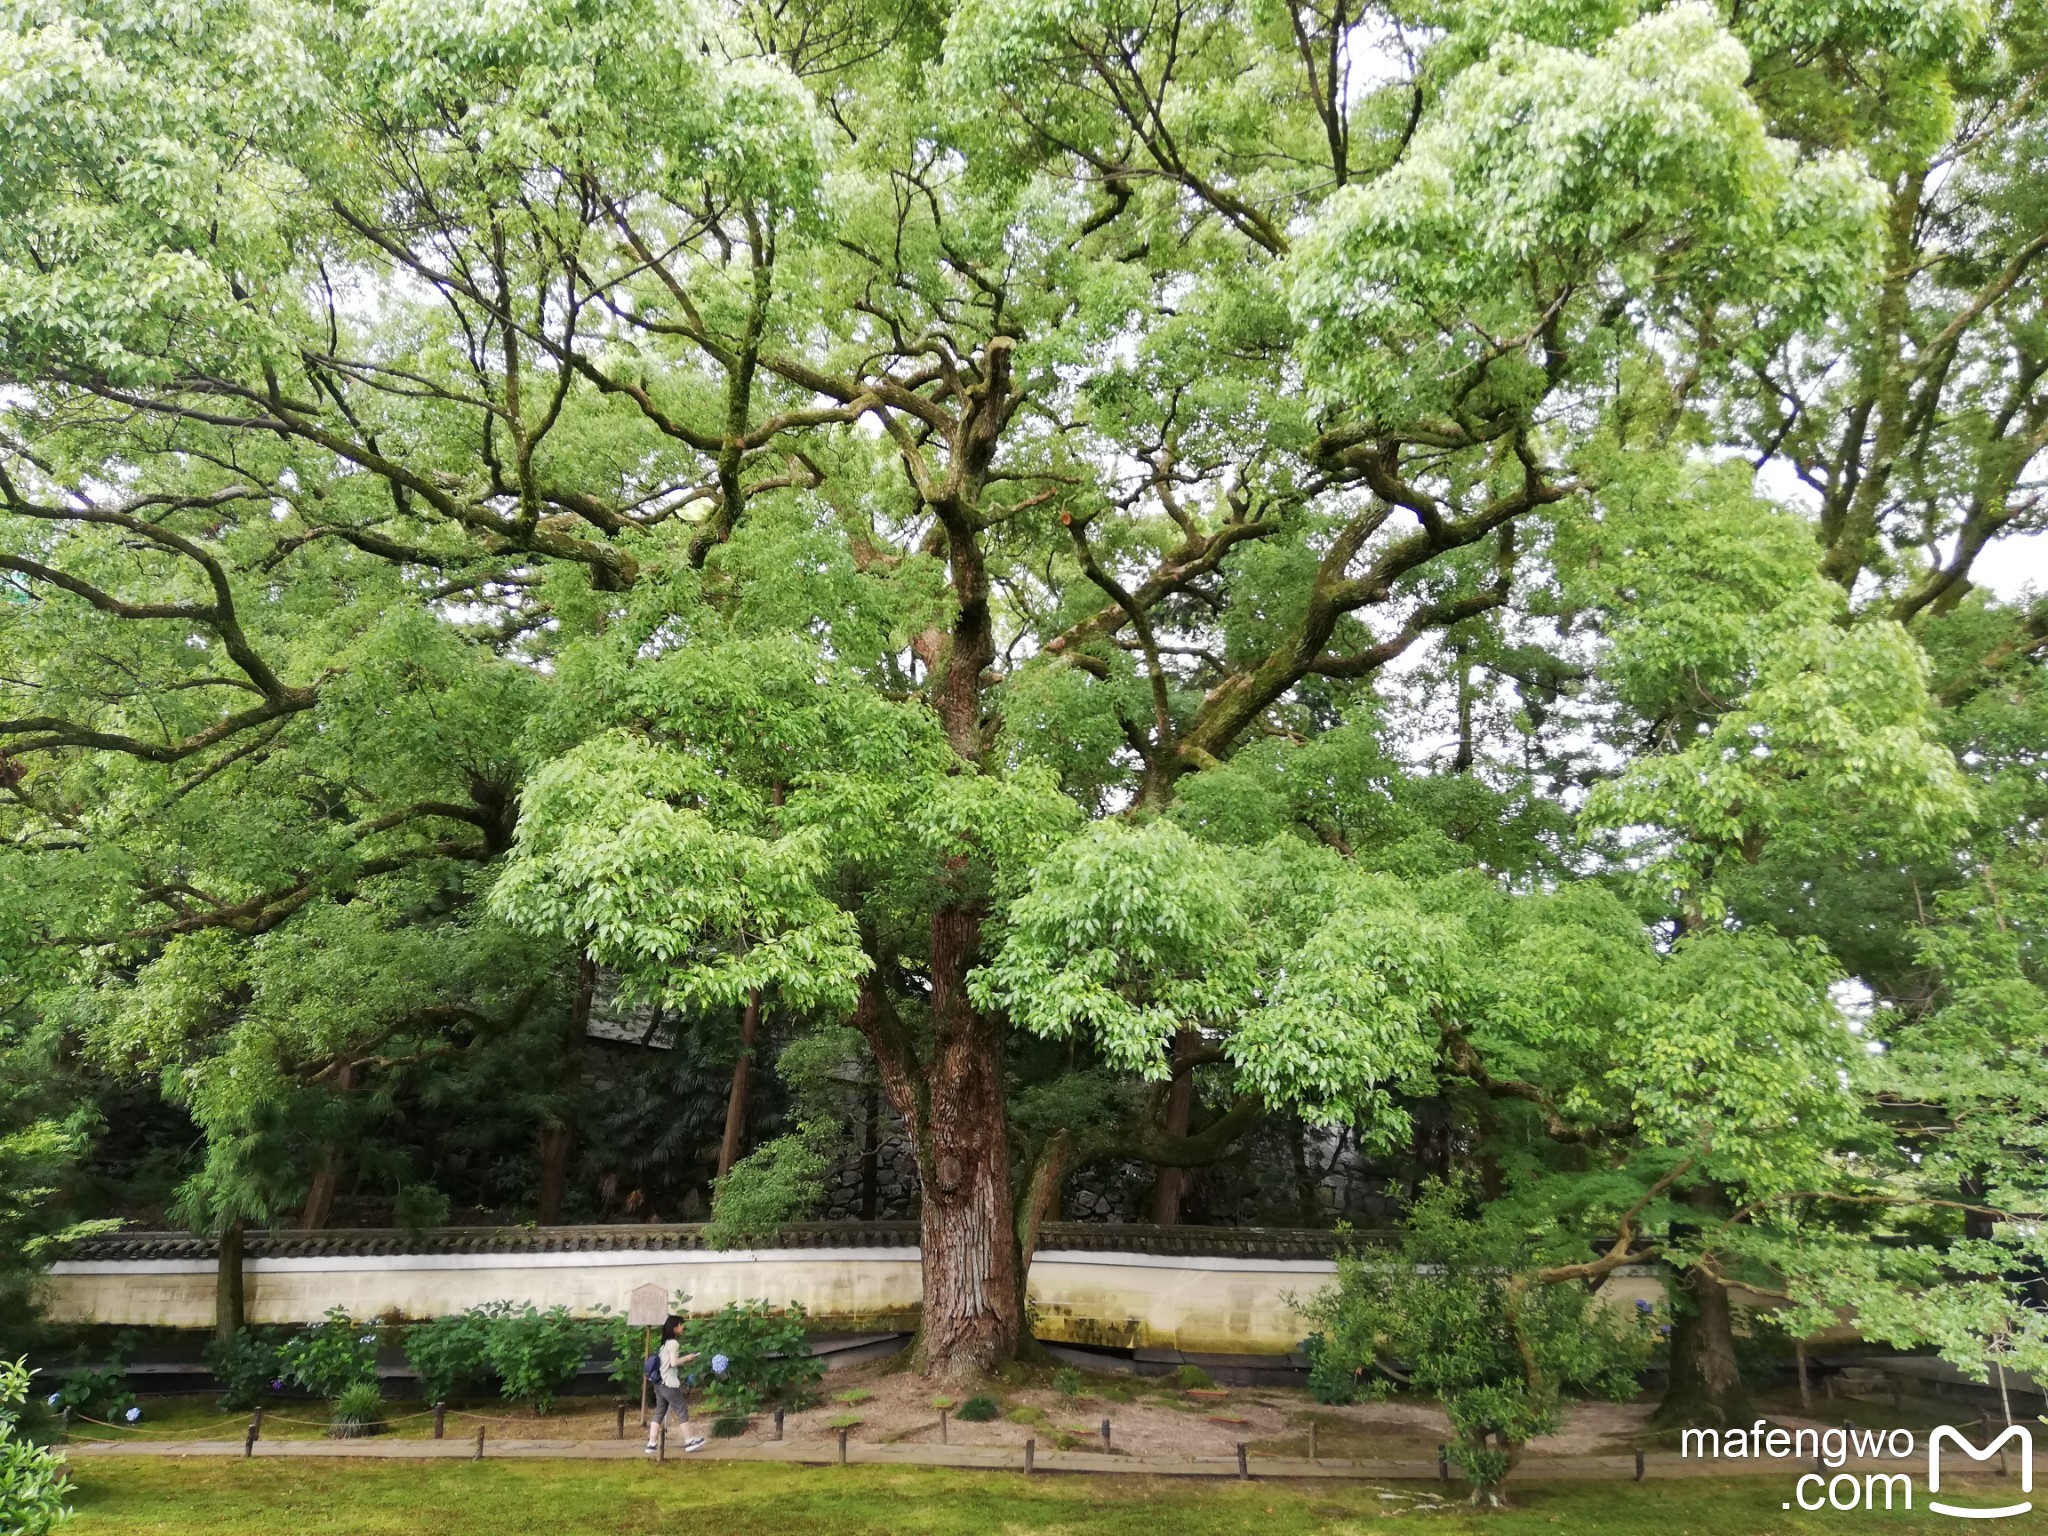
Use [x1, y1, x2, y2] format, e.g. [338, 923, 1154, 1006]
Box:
[1025, 1437, 1035, 1474]
[774, 1407, 785, 1441]
[1100, 1418, 1111, 1454]
[1438, 1444, 1450, 1482]
[474, 1425, 486, 1461]
[615, 1401, 625, 1440]
[1635, 1448, 1645, 1482]
[838, 1426, 849, 1465]
[1237, 1442, 1249, 1479]
[938, 1409, 947, 1445]
[433, 1402, 446, 1440]
[251, 1406, 264, 1441]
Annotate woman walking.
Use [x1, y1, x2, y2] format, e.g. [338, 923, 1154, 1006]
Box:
[647, 1314, 707, 1453]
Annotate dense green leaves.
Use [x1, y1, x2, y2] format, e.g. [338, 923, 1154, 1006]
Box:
[4, 0, 2048, 1396]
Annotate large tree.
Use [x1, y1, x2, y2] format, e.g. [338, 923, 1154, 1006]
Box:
[0, 0, 2033, 1390]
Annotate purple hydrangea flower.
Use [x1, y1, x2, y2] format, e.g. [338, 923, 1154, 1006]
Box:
[270, 1378, 284, 1391]
[1635, 1298, 1653, 1313]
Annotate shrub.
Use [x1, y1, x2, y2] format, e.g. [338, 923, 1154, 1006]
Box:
[327, 1381, 383, 1439]
[405, 1311, 497, 1404]
[1297, 1175, 1653, 1506]
[48, 1363, 132, 1422]
[1303, 1333, 1361, 1405]
[1, 1359, 72, 1536]
[203, 1328, 284, 1411]
[1169, 1364, 1214, 1390]
[711, 1413, 751, 1437]
[478, 1304, 593, 1413]
[955, 1395, 999, 1422]
[1005, 1404, 1046, 1425]
[279, 1308, 379, 1400]
[825, 1413, 862, 1429]
[678, 1300, 824, 1416]
[1052, 1367, 1084, 1397]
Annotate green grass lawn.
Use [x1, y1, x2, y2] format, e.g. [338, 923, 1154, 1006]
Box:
[60, 1460, 2007, 1535]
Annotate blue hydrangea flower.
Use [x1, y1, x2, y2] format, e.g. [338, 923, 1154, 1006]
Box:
[711, 1354, 730, 1376]
[125, 1406, 143, 1423]
[46, 1392, 61, 1407]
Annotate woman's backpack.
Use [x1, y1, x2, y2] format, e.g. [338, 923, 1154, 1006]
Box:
[643, 1352, 663, 1386]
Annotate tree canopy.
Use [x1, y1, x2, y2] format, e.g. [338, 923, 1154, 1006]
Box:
[4, 0, 2048, 1396]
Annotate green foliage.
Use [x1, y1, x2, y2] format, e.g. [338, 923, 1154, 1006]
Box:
[0, 1359, 73, 1536]
[677, 1301, 823, 1416]
[710, 1413, 751, 1437]
[1051, 1368, 1083, 1397]
[474, 1305, 597, 1415]
[954, 1396, 1000, 1423]
[704, 1127, 833, 1250]
[403, 1313, 498, 1406]
[1168, 1365, 1213, 1391]
[278, 1310, 380, 1402]
[1300, 1179, 1653, 1503]
[326, 1381, 383, 1440]
[49, 1363, 133, 1423]
[202, 1330, 284, 1412]
[0, 0, 2044, 1404]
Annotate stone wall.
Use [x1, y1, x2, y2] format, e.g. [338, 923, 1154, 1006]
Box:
[816, 1106, 1406, 1227]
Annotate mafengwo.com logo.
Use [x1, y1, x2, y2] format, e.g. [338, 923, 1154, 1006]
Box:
[1679, 1420, 2034, 1517]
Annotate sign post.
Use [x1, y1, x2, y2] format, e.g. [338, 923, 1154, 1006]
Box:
[628, 1283, 668, 1427]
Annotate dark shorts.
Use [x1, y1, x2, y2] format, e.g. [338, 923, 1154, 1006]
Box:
[650, 1381, 690, 1428]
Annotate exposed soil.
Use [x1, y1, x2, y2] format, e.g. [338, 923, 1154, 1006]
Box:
[655, 1360, 1660, 1461]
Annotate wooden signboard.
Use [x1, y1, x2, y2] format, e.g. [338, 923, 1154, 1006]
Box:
[627, 1284, 669, 1327]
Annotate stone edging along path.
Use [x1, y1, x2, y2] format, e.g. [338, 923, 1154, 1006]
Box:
[59, 1438, 1926, 1483]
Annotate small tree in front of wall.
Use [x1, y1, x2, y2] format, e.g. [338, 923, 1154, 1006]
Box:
[1301, 1177, 1655, 1506]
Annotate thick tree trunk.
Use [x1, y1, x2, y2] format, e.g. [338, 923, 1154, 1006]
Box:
[717, 989, 761, 1181]
[215, 1218, 246, 1344]
[852, 903, 1023, 1383]
[912, 905, 1024, 1380]
[1652, 1260, 1752, 1428]
[1149, 1031, 1199, 1226]
[536, 1123, 573, 1225]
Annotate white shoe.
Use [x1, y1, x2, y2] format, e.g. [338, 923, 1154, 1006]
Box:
[644, 1442, 659, 1454]
[683, 1436, 707, 1452]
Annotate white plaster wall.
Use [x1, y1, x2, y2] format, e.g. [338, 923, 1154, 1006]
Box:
[37, 1251, 1671, 1356]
